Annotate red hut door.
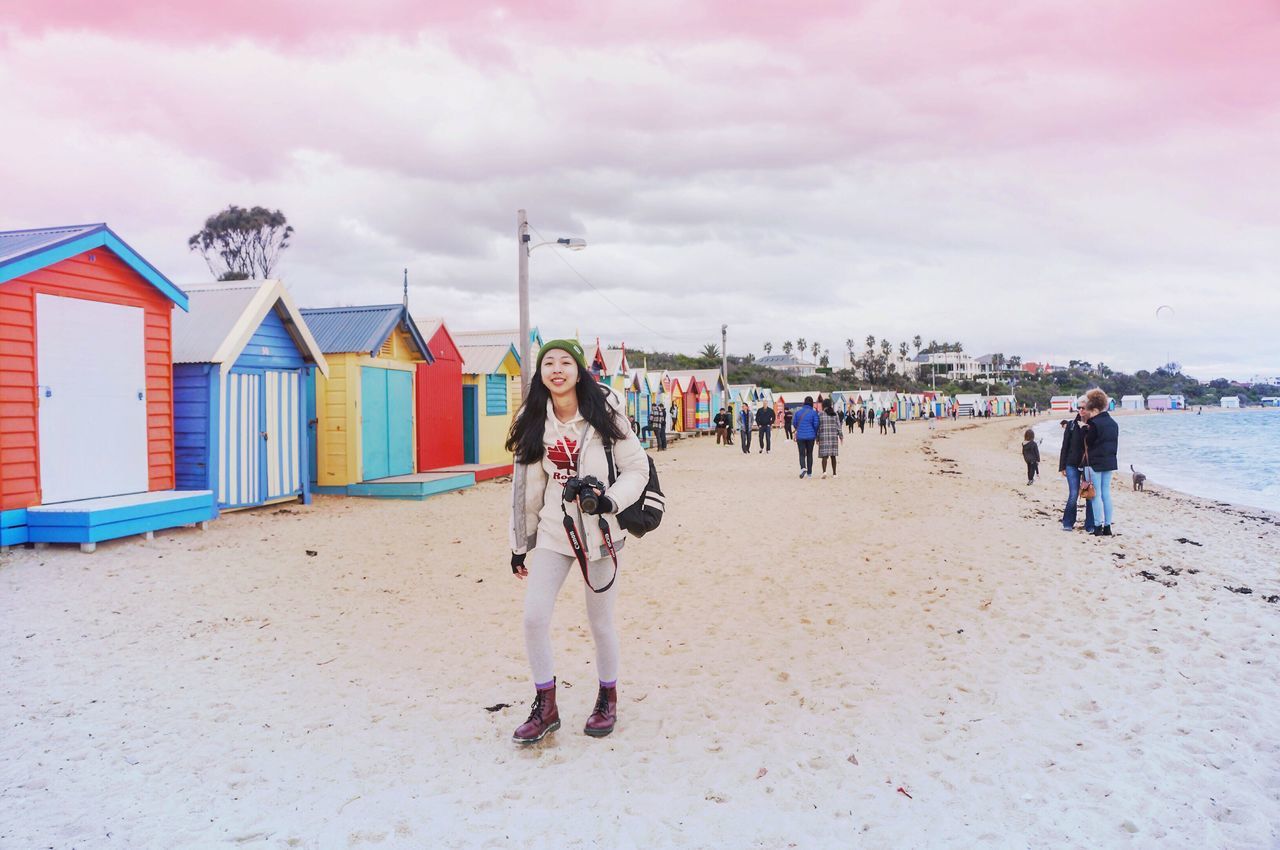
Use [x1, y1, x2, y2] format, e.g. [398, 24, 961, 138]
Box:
[416, 360, 463, 470]
[35, 295, 149, 503]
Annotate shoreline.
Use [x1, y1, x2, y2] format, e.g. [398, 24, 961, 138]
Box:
[1030, 409, 1280, 518]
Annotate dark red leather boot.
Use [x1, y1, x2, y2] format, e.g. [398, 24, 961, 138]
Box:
[512, 681, 560, 744]
[583, 685, 617, 737]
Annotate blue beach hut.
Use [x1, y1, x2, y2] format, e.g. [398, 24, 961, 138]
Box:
[171, 281, 329, 510]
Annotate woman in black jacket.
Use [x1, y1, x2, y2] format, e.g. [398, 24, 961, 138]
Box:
[1080, 389, 1119, 536]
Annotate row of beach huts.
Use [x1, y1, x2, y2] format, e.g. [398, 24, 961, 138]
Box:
[1048, 393, 1189, 413]
[0, 223, 1030, 552]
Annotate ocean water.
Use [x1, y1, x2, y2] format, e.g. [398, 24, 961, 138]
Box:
[1035, 409, 1280, 513]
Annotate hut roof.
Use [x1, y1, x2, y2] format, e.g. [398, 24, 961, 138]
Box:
[601, 347, 628, 375]
[453, 327, 543, 351]
[299, 304, 431, 360]
[668, 369, 726, 391]
[459, 343, 520, 376]
[0, 223, 188, 310]
[411, 315, 464, 363]
[172, 280, 329, 376]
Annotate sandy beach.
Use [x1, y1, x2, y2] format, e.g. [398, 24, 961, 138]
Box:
[2, 417, 1278, 849]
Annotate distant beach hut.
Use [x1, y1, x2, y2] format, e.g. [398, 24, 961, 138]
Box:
[668, 376, 686, 432]
[301, 304, 433, 487]
[1220, 396, 1241, 409]
[453, 327, 542, 412]
[172, 280, 328, 510]
[1261, 397, 1280, 407]
[458, 342, 521, 465]
[1050, 395, 1077, 413]
[0, 223, 217, 551]
[1171, 394, 1186, 410]
[1120, 394, 1145, 410]
[627, 367, 652, 441]
[990, 394, 1016, 416]
[955, 393, 984, 416]
[670, 369, 725, 430]
[413, 317, 465, 471]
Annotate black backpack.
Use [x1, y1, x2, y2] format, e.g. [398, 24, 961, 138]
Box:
[603, 440, 665, 538]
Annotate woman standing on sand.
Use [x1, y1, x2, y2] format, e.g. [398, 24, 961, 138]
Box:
[506, 339, 651, 744]
[818, 399, 844, 478]
[1080, 388, 1119, 537]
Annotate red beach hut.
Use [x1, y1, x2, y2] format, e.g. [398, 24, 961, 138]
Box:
[414, 317, 464, 471]
[0, 224, 217, 551]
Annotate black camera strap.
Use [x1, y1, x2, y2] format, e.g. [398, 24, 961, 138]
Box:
[558, 435, 617, 594]
[561, 503, 617, 594]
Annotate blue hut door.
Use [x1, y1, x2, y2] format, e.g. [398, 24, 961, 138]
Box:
[462, 384, 479, 464]
[361, 368, 390, 480]
[386, 370, 413, 476]
[361, 367, 414, 480]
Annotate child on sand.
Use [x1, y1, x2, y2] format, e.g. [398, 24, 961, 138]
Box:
[1022, 429, 1040, 485]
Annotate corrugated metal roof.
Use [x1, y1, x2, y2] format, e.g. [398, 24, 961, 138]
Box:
[454, 327, 543, 349]
[172, 284, 261, 362]
[300, 305, 401, 354]
[0, 223, 188, 310]
[459, 343, 520, 376]
[299, 304, 430, 361]
[0, 224, 102, 265]
[170, 280, 328, 376]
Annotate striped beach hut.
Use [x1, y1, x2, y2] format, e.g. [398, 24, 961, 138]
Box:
[458, 342, 521, 465]
[172, 280, 328, 510]
[413, 317, 465, 471]
[301, 304, 432, 487]
[955, 393, 984, 416]
[1050, 395, 1077, 413]
[453, 327, 542, 413]
[627, 367, 652, 442]
[0, 224, 217, 551]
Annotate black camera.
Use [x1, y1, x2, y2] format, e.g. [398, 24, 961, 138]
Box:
[563, 475, 607, 514]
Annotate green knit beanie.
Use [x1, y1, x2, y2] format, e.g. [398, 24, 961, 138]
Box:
[534, 338, 588, 372]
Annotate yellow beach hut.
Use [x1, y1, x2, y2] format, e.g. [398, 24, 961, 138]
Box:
[458, 342, 521, 467]
[300, 304, 433, 490]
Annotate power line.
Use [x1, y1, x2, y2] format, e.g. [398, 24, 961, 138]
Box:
[528, 224, 699, 344]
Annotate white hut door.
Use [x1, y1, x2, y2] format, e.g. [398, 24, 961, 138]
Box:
[263, 370, 300, 500]
[36, 295, 149, 503]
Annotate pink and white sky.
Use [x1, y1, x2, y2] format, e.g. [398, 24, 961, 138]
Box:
[3, 0, 1279, 378]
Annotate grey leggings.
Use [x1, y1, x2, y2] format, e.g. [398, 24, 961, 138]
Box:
[523, 547, 620, 687]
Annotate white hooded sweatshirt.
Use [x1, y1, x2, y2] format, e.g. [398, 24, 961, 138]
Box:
[510, 386, 651, 559]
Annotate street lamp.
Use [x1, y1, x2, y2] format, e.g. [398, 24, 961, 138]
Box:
[517, 209, 586, 390]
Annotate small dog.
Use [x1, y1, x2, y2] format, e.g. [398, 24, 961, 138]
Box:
[1130, 464, 1146, 491]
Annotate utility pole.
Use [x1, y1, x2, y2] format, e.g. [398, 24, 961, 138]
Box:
[721, 324, 728, 398]
[517, 210, 531, 391]
[402, 268, 408, 308]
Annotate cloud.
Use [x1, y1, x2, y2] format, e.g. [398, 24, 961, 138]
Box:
[1, 1, 1279, 377]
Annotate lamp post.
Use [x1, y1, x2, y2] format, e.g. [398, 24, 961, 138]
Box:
[517, 209, 586, 390]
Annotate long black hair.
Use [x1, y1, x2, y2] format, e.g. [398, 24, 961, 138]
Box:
[506, 369, 629, 464]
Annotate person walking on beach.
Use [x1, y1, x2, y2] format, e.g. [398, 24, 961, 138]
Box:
[713, 408, 730, 445]
[878, 409, 888, 435]
[755, 402, 775, 453]
[1022, 429, 1040, 485]
[738, 403, 753, 454]
[1057, 416, 1095, 532]
[818, 399, 844, 478]
[857, 408, 866, 434]
[792, 398, 820, 478]
[648, 401, 667, 451]
[1080, 389, 1119, 537]
[783, 407, 794, 441]
[506, 339, 651, 744]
